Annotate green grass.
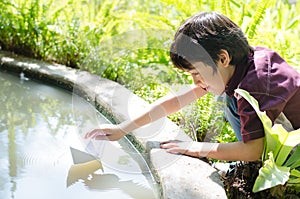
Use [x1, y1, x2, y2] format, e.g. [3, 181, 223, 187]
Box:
[0, 0, 299, 144]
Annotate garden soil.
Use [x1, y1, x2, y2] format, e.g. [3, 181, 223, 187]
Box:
[222, 161, 300, 199]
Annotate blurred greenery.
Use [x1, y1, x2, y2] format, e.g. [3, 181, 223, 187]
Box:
[0, 73, 76, 136]
[0, 0, 299, 146]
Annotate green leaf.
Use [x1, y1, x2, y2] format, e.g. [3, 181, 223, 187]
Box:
[285, 144, 300, 169]
[287, 15, 300, 30]
[245, 0, 271, 39]
[288, 170, 300, 184]
[288, 178, 300, 184]
[288, 169, 300, 185]
[275, 127, 300, 166]
[290, 169, 300, 178]
[252, 152, 290, 193]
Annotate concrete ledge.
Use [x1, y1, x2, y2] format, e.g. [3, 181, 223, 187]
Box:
[0, 51, 227, 198]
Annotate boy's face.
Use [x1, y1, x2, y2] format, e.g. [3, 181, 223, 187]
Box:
[188, 61, 233, 95]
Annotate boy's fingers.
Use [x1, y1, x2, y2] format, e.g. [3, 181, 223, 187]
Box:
[166, 148, 186, 154]
[85, 129, 95, 138]
[160, 141, 190, 155]
[92, 134, 110, 141]
[160, 142, 179, 149]
[84, 131, 93, 139]
[85, 129, 105, 139]
[160, 140, 181, 145]
[94, 134, 120, 141]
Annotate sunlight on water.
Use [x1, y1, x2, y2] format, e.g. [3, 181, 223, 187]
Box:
[0, 71, 158, 199]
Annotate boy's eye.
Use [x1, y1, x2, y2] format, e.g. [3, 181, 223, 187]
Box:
[191, 72, 200, 76]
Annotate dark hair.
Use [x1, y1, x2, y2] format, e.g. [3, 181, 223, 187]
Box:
[170, 12, 253, 71]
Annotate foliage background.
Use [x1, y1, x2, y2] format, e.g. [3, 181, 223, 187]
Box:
[0, 0, 299, 144]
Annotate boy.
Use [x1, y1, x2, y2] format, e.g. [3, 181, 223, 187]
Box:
[85, 12, 300, 161]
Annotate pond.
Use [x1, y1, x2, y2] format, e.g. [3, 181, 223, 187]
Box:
[0, 71, 159, 199]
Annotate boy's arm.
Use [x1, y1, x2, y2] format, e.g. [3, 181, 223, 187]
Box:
[120, 85, 207, 132]
[85, 86, 207, 140]
[161, 137, 264, 161]
[211, 138, 264, 161]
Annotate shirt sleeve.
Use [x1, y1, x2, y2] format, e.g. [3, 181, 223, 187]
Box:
[237, 97, 265, 142]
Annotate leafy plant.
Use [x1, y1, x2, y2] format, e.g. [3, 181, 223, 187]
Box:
[235, 89, 300, 193]
[253, 0, 300, 68]
[245, 0, 274, 39]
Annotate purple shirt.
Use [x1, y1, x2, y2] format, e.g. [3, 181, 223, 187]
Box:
[225, 46, 300, 142]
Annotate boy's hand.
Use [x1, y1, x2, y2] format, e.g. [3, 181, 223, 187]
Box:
[160, 140, 203, 158]
[84, 124, 127, 141]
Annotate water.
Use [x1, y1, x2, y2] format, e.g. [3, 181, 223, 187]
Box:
[0, 71, 158, 199]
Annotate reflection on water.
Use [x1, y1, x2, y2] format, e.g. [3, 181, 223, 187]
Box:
[67, 159, 103, 187]
[67, 159, 155, 198]
[0, 71, 158, 199]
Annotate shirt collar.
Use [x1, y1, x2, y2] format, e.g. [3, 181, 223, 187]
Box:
[225, 52, 254, 97]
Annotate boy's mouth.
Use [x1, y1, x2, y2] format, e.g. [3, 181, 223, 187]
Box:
[202, 86, 208, 91]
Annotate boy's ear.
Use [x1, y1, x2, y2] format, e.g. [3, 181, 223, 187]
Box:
[218, 49, 231, 67]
